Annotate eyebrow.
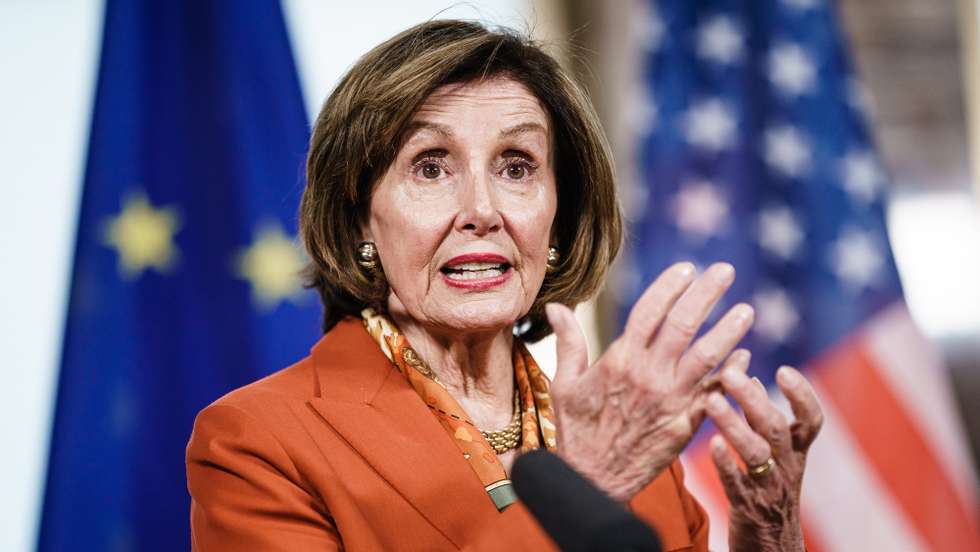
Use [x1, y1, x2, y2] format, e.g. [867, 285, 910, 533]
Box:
[499, 122, 548, 138]
[404, 121, 454, 139]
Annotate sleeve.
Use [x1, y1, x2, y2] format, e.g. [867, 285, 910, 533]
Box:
[670, 460, 710, 551]
[186, 403, 340, 552]
[628, 459, 711, 551]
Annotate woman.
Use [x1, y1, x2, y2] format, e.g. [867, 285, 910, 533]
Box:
[187, 19, 823, 551]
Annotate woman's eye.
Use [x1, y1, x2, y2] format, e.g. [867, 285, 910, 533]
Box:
[419, 162, 442, 179]
[506, 163, 527, 179]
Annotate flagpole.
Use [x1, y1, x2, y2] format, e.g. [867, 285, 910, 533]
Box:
[959, 0, 980, 205]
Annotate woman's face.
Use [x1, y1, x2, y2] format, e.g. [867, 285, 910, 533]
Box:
[365, 77, 557, 335]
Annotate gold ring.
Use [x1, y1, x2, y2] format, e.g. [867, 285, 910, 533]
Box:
[749, 457, 776, 477]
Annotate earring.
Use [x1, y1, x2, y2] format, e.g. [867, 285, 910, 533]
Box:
[357, 241, 379, 271]
[546, 246, 560, 274]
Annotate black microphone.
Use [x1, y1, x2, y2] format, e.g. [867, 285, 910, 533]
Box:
[511, 450, 662, 552]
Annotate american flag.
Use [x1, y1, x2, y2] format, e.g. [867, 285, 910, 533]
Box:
[616, 1, 980, 549]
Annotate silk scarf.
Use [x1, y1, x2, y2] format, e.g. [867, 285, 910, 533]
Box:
[361, 308, 557, 510]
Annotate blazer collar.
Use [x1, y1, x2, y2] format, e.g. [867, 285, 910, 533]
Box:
[306, 318, 499, 548]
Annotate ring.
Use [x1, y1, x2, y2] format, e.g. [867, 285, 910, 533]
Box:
[748, 457, 776, 478]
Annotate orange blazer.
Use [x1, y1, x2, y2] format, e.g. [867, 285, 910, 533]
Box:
[186, 318, 710, 551]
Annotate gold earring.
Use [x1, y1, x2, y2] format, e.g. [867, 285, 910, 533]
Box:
[546, 246, 560, 274]
[357, 241, 379, 270]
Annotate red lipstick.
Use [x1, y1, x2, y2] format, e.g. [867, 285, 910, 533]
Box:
[440, 253, 512, 290]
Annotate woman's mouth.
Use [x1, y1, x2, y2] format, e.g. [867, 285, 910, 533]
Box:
[441, 262, 509, 280]
[440, 254, 512, 289]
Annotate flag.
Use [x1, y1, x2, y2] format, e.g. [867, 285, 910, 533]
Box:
[617, 1, 980, 549]
[39, 1, 321, 550]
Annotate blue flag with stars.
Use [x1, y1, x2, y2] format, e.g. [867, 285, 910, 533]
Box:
[39, 1, 320, 550]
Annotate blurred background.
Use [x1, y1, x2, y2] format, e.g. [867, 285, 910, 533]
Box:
[1, 0, 978, 550]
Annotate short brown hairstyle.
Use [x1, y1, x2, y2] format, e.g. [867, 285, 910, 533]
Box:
[300, 19, 622, 342]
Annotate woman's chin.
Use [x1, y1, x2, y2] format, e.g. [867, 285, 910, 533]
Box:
[432, 300, 526, 335]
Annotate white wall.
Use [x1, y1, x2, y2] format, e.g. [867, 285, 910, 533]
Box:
[0, 2, 102, 550]
[0, 2, 532, 550]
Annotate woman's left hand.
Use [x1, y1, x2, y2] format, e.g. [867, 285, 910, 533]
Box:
[704, 365, 823, 552]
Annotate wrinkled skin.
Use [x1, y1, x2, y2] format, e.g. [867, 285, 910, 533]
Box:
[547, 261, 823, 551]
[364, 76, 558, 471]
[705, 365, 823, 551]
[546, 261, 754, 499]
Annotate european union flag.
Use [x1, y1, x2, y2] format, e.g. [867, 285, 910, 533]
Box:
[39, 1, 321, 550]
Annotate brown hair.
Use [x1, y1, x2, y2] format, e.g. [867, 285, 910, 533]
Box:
[300, 19, 622, 342]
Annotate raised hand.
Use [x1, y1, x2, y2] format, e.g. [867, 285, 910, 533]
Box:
[545, 262, 755, 501]
[705, 366, 823, 552]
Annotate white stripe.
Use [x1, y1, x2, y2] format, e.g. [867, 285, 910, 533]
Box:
[771, 382, 931, 552]
[681, 453, 729, 552]
[863, 303, 980, 510]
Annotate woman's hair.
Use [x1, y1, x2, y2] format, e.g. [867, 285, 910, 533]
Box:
[300, 19, 622, 342]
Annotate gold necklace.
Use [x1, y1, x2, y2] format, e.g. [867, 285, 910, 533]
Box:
[401, 343, 521, 454]
[480, 391, 522, 454]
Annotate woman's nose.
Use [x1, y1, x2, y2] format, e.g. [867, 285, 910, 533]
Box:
[454, 171, 503, 236]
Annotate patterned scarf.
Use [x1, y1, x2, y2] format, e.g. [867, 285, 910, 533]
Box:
[361, 308, 557, 510]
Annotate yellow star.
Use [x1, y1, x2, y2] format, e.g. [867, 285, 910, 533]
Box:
[235, 221, 307, 310]
[102, 192, 181, 279]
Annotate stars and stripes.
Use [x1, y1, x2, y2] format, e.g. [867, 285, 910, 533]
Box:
[620, 1, 979, 550]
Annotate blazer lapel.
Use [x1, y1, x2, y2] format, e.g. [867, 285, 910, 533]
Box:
[305, 319, 498, 548]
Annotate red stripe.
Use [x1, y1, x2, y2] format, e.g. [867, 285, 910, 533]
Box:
[800, 520, 827, 552]
[811, 336, 980, 550]
[687, 438, 729, 518]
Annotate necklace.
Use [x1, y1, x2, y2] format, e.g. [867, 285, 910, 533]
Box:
[480, 391, 522, 454]
[399, 339, 522, 454]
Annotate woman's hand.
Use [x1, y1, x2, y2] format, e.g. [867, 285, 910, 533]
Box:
[705, 365, 823, 552]
[545, 262, 755, 501]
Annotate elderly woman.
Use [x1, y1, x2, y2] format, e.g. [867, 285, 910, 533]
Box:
[187, 19, 823, 551]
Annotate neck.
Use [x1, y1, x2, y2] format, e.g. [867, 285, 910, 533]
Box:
[390, 311, 515, 404]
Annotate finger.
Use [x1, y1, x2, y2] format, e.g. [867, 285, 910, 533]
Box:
[546, 303, 590, 387]
[648, 262, 735, 362]
[675, 302, 754, 391]
[720, 369, 793, 460]
[623, 262, 696, 349]
[688, 349, 751, 428]
[709, 434, 745, 498]
[698, 348, 751, 393]
[705, 392, 772, 467]
[776, 366, 824, 451]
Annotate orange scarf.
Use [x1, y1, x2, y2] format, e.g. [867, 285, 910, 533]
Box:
[362, 308, 557, 510]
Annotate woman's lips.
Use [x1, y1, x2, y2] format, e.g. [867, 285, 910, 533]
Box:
[441, 253, 512, 290]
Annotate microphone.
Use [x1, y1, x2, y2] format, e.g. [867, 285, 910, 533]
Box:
[511, 450, 662, 552]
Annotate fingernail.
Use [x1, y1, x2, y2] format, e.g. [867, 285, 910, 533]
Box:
[732, 303, 754, 323]
[710, 435, 725, 452]
[677, 262, 695, 277]
[715, 262, 735, 282]
[751, 376, 766, 392]
[776, 366, 799, 387]
[733, 349, 751, 364]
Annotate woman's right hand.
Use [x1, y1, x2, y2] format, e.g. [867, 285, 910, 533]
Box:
[545, 261, 755, 501]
